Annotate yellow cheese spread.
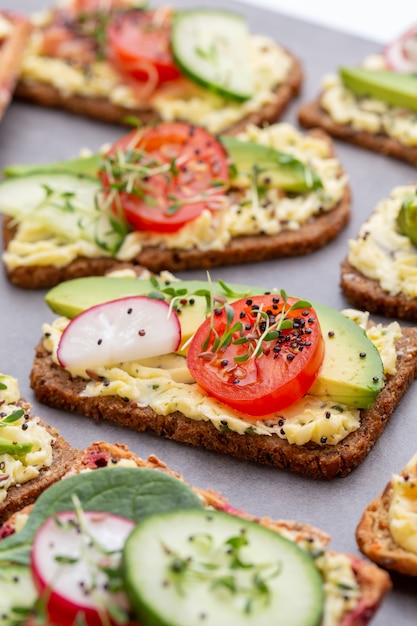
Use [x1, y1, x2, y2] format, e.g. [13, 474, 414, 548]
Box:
[347, 185, 417, 299]
[389, 452, 417, 554]
[3, 123, 348, 272]
[42, 310, 397, 447]
[320, 55, 417, 146]
[0, 373, 54, 504]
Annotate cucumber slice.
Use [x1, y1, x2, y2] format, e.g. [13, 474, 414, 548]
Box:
[0, 564, 37, 625]
[172, 9, 253, 101]
[124, 509, 324, 626]
[0, 172, 128, 255]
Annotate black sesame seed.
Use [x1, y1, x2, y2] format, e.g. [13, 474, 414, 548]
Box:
[328, 330, 335, 338]
[359, 352, 366, 358]
[127, 308, 133, 314]
[97, 338, 102, 345]
[320, 436, 327, 444]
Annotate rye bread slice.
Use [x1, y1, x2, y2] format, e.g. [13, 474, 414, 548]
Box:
[298, 98, 417, 168]
[356, 465, 417, 576]
[0, 11, 31, 121]
[15, 49, 303, 134]
[0, 398, 78, 524]
[340, 257, 417, 321]
[2, 127, 351, 289]
[30, 326, 417, 479]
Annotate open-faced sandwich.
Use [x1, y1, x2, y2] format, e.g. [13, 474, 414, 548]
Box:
[0, 121, 350, 289]
[298, 25, 417, 167]
[29, 272, 417, 479]
[0, 372, 77, 524]
[341, 184, 417, 320]
[14, 0, 302, 134]
[0, 10, 30, 122]
[356, 450, 417, 577]
[0, 439, 392, 625]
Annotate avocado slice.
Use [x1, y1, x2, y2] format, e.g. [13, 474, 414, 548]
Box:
[309, 302, 383, 409]
[46, 277, 384, 409]
[339, 67, 417, 112]
[3, 153, 102, 178]
[220, 135, 323, 193]
[396, 192, 417, 245]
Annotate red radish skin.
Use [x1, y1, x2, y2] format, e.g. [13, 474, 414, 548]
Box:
[57, 295, 181, 369]
[384, 26, 417, 72]
[31, 510, 135, 626]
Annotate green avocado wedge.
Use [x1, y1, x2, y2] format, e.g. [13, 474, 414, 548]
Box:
[396, 192, 417, 245]
[339, 67, 417, 112]
[3, 153, 102, 178]
[45, 276, 384, 409]
[220, 136, 323, 193]
[124, 509, 324, 626]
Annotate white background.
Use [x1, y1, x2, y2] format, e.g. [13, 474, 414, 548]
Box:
[242, 0, 416, 43]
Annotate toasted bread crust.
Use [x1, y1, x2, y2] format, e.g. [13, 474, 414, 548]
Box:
[340, 257, 417, 321]
[356, 481, 417, 576]
[0, 11, 31, 120]
[3, 126, 351, 289]
[15, 50, 303, 132]
[0, 400, 78, 524]
[30, 327, 417, 479]
[298, 98, 417, 167]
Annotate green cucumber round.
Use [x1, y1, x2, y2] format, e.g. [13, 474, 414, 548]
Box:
[0, 172, 127, 254]
[172, 9, 253, 101]
[124, 509, 324, 626]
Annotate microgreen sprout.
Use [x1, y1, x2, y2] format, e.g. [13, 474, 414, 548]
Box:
[163, 530, 281, 613]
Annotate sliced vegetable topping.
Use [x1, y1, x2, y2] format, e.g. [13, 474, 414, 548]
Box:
[99, 122, 229, 233]
[124, 509, 324, 626]
[396, 191, 417, 245]
[384, 25, 417, 72]
[186, 293, 325, 417]
[171, 9, 253, 101]
[57, 295, 181, 369]
[31, 508, 135, 626]
[107, 8, 181, 85]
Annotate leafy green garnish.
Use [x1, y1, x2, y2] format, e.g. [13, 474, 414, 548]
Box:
[0, 467, 202, 566]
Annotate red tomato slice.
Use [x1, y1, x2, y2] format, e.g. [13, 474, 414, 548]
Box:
[107, 9, 181, 84]
[99, 122, 229, 233]
[187, 294, 325, 417]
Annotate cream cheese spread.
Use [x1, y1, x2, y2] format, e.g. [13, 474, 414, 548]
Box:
[0, 373, 54, 504]
[389, 451, 417, 554]
[41, 310, 398, 447]
[347, 185, 417, 299]
[320, 55, 417, 146]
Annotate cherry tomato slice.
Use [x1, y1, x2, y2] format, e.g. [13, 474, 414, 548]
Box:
[107, 9, 181, 83]
[187, 294, 325, 417]
[99, 122, 229, 233]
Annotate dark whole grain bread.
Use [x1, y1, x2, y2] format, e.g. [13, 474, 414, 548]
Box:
[0, 11, 31, 121]
[0, 398, 78, 524]
[15, 51, 303, 134]
[29, 326, 417, 479]
[298, 98, 417, 167]
[2, 125, 351, 289]
[3, 185, 351, 288]
[356, 466, 417, 576]
[340, 257, 417, 321]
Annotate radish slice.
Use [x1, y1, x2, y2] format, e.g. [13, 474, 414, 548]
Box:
[31, 510, 135, 626]
[57, 296, 181, 369]
[384, 25, 417, 72]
